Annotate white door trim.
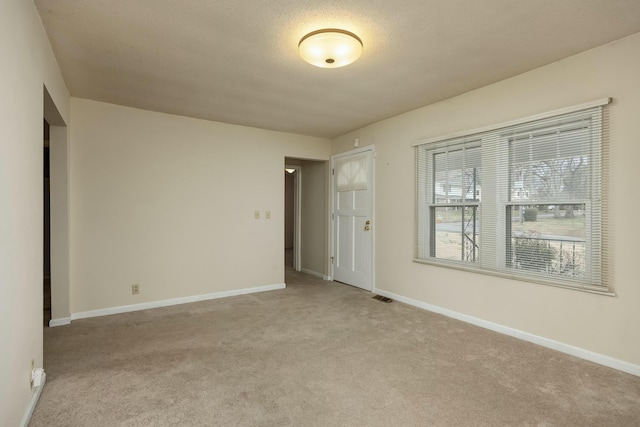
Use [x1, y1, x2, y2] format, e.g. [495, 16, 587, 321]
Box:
[330, 145, 375, 292]
[45, 86, 71, 323]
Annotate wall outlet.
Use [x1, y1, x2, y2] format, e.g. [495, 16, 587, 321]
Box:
[265, 210, 271, 219]
[254, 210, 260, 219]
[132, 284, 140, 295]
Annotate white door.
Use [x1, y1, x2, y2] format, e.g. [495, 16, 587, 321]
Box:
[332, 147, 374, 291]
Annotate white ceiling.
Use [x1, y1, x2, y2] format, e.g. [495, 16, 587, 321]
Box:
[35, 0, 640, 139]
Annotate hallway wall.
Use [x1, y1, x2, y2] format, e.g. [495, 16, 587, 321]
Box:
[0, 1, 70, 425]
[68, 98, 330, 314]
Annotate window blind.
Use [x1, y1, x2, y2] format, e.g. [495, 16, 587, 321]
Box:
[415, 100, 610, 293]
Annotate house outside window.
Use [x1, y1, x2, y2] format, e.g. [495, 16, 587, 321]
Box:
[415, 101, 609, 292]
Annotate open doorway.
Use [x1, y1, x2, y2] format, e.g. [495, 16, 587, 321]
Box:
[43, 119, 51, 326]
[284, 164, 301, 271]
[284, 158, 330, 280]
[44, 86, 70, 327]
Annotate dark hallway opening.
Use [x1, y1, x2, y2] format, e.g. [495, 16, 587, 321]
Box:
[44, 119, 51, 326]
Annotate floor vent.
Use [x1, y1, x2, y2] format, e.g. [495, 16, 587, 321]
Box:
[372, 295, 393, 303]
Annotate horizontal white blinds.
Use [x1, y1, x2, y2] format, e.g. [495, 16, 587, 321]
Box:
[501, 108, 602, 288]
[416, 137, 482, 263]
[415, 103, 609, 292]
[504, 111, 596, 204]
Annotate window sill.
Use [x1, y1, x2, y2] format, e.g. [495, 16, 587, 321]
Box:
[412, 258, 616, 297]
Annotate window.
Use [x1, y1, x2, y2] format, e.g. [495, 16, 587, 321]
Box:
[415, 100, 609, 292]
[334, 153, 368, 191]
[417, 139, 481, 263]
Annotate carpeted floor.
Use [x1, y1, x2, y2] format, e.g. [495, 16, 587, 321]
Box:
[30, 269, 640, 426]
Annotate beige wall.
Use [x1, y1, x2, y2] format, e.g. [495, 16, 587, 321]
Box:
[69, 99, 330, 313]
[301, 160, 328, 276]
[3, 7, 637, 427]
[332, 32, 640, 367]
[0, 1, 70, 425]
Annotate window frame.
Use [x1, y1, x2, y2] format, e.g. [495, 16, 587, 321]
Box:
[421, 140, 482, 264]
[414, 99, 612, 294]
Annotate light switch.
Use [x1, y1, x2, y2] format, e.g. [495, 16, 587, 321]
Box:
[254, 211, 260, 219]
[265, 210, 271, 219]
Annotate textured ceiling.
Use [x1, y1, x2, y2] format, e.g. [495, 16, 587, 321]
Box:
[35, 0, 640, 139]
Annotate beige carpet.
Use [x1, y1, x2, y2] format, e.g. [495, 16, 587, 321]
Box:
[31, 269, 640, 426]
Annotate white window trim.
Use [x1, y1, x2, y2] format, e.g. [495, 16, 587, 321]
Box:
[414, 99, 613, 296]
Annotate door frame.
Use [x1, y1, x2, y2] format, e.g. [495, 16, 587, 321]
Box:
[330, 145, 376, 292]
[285, 164, 302, 271]
[45, 86, 71, 327]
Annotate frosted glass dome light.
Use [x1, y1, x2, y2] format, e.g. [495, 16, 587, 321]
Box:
[298, 29, 363, 68]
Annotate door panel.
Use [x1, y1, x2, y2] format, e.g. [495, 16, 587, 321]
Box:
[336, 215, 352, 270]
[354, 190, 369, 210]
[353, 215, 370, 273]
[337, 191, 351, 210]
[332, 149, 373, 291]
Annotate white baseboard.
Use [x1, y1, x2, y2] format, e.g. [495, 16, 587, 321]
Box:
[20, 372, 46, 427]
[375, 289, 640, 377]
[65, 283, 286, 322]
[49, 317, 71, 327]
[299, 268, 330, 280]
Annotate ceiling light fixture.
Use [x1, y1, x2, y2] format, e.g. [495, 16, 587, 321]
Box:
[298, 29, 363, 68]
